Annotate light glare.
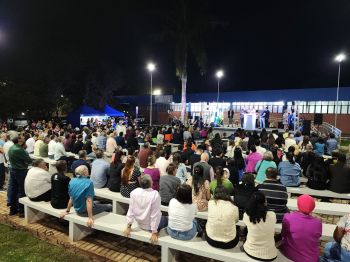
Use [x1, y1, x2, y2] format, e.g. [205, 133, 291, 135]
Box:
[147, 63, 155, 72]
[216, 70, 224, 78]
[335, 53, 346, 62]
[153, 89, 162, 95]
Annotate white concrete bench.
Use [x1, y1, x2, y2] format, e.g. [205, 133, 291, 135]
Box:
[19, 197, 74, 223]
[287, 198, 350, 216]
[67, 211, 292, 262]
[287, 186, 350, 200]
[160, 232, 291, 262]
[29, 154, 58, 175]
[19, 197, 332, 261]
[94, 188, 335, 239]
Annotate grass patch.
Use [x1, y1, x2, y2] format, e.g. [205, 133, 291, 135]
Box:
[340, 140, 350, 147]
[0, 223, 90, 262]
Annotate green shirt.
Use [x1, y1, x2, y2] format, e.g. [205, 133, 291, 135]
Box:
[39, 143, 48, 157]
[210, 179, 234, 195]
[8, 144, 32, 170]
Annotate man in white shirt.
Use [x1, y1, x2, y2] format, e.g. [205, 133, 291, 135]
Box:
[155, 150, 169, 176]
[24, 159, 51, 201]
[183, 128, 192, 141]
[33, 135, 44, 156]
[54, 137, 68, 161]
[124, 175, 166, 244]
[106, 132, 117, 154]
[48, 135, 57, 159]
[26, 134, 37, 154]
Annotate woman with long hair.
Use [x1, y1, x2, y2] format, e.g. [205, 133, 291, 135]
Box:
[267, 134, 276, 150]
[167, 184, 199, 240]
[107, 150, 125, 192]
[232, 147, 246, 182]
[233, 173, 257, 219]
[243, 191, 278, 261]
[299, 135, 311, 153]
[205, 185, 239, 249]
[120, 155, 141, 198]
[270, 146, 282, 166]
[187, 165, 210, 211]
[306, 156, 329, 190]
[172, 152, 188, 183]
[209, 166, 234, 195]
[278, 152, 301, 187]
[143, 155, 160, 191]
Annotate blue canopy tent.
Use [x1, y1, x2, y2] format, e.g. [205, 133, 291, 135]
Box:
[66, 105, 103, 128]
[103, 105, 125, 117]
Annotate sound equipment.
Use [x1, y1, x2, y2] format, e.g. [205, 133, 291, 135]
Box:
[314, 113, 323, 125]
[303, 120, 311, 135]
[278, 122, 284, 129]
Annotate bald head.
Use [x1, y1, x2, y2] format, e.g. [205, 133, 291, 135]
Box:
[201, 152, 209, 162]
[75, 165, 89, 177]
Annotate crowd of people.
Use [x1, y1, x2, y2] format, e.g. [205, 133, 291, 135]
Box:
[0, 119, 350, 261]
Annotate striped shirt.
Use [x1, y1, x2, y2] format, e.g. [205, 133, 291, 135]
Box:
[257, 180, 289, 223]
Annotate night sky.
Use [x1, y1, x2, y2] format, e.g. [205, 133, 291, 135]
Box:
[0, 0, 350, 96]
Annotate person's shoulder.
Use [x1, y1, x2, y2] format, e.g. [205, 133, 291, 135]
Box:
[130, 187, 142, 196]
[266, 211, 277, 220]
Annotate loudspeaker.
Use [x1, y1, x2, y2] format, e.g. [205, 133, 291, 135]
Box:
[303, 120, 311, 135]
[314, 113, 323, 125]
[187, 112, 192, 119]
[278, 122, 284, 129]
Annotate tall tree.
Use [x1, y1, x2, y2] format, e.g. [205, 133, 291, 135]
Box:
[162, 1, 208, 122]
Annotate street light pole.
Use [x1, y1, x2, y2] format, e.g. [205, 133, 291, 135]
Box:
[335, 62, 341, 128]
[147, 63, 155, 126]
[216, 78, 220, 105]
[150, 71, 153, 126]
[215, 70, 224, 111]
[334, 53, 346, 128]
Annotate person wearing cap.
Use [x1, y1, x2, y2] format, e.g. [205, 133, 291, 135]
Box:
[281, 194, 322, 262]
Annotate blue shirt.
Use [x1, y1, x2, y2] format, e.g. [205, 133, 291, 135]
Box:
[71, 159, 91, 176]
[278, 161, 301, 187]
[96, 136, 107, 151]
[314, 143, 325, 156]
[90, 158, 110, 188]
[68, 176, 94, 214]
[326, 138, 338, 155]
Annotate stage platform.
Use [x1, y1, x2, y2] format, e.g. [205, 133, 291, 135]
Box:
[212, 126, 285, 136]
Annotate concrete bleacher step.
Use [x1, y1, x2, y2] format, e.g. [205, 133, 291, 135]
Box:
[287, 198, 350, 216]
[68, 212, 292, 262]
[20, 197, 72, 223]
[159, 232, 292, 262]
[93, 188, 336, 240]
[19, 197, 334, 261]
[287, 186, 350, 200]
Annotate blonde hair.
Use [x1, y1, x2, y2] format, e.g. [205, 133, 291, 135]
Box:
[263, 151, 273, 161]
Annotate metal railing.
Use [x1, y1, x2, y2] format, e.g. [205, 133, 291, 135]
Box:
[316, 122, 342, 139]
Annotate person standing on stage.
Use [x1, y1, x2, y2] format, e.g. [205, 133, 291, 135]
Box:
[265, 107, 270, 128]
[228, 110, 234, 127]
[260, 109, 266, 129]
[282, 110, 289, 130]
[240, 108, 245, 128]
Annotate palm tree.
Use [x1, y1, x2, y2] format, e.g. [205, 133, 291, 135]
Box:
[162, 1, 208, 123]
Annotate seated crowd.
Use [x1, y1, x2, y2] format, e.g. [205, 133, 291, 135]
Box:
[1, 119, 350, 261]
